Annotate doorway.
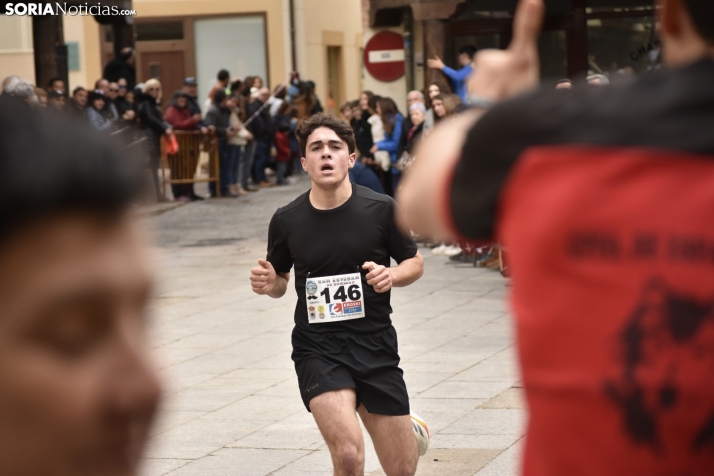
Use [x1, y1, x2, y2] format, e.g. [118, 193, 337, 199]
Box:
[139, 51, 185, 109]
[326, 46, 344, 114]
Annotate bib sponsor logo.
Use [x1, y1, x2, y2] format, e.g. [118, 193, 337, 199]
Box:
[306, 280, 318, 295]
[329, 303, 343, 316]
[343, 301, 363, 314]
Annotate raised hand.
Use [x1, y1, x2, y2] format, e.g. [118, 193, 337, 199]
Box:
[426, 56, 445, 70]
[468, 0, 545, 102]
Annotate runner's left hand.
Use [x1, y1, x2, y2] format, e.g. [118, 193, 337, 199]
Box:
[363, 262, 392, 293]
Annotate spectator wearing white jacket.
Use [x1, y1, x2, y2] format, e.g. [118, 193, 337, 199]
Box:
[227, 94, 254, 196]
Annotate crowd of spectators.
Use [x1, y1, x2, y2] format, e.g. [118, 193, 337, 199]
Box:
[0, 48, 326, 202]
[338, 76, 467, 198]
[336, 42, 627, 268]
[2, 41, 625, 209]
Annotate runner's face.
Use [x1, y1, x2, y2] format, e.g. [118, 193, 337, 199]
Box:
[302, 126, 355, 189]
[0, 213, 161, 476]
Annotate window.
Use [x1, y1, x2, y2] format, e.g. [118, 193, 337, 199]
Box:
[193, 16, 267, 104]
[135, 22, 184, 42]
[587, 15, 661, 74]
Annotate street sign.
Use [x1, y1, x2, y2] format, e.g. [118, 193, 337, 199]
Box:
[363, 31, 405, 82]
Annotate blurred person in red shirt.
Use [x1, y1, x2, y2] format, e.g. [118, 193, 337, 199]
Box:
[399, 0, 714, 474]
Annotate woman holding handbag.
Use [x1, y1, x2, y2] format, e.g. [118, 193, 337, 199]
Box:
[138, 79, 173, 202]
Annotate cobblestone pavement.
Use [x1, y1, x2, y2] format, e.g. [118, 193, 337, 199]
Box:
[141, 176, 525, 476]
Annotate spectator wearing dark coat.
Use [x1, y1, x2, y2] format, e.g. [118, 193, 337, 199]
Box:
[114, 78, 135, 123]
[273, 106, 292, 186]
[274, 130, 291, 186]
[182, 77, 202, 117]
[103, 47, 136, 90]
[306, 81, 324, 115]
[86, 90, 113, 132]
[67, 86, 88, 120]
[349, 160, 385, 194]
[248, 88, 275, 187]
[137, 79, 173, 201]
[404, 102, 426, 155]
[204, 89, 234, 196]
[354, 91, 375, 160]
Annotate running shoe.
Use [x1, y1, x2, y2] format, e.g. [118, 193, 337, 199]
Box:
[431, 244, 448, 255]
[443, 245, 462, 257]
[410, 412, 430, 457]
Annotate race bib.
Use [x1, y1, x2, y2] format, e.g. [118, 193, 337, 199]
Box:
[305, 272, 365, 324]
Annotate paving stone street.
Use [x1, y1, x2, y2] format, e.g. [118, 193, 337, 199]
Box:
[141, 176, 525, 476]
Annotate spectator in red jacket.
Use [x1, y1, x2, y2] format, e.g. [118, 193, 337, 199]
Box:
[164, 91, 204, 201]
[164, 91, 201, 131]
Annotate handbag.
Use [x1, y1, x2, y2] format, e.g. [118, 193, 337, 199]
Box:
[395, 150, 415, 172]
[164, 134, 179, 155]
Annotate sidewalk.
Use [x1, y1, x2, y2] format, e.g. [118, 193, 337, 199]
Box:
[142, 178, 524, 476]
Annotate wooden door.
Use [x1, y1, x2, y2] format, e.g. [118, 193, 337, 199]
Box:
[139, 51, 185, 110]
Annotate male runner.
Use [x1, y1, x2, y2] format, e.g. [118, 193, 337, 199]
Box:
[399, 0, 714, 474]
[250, 113, 427, 476]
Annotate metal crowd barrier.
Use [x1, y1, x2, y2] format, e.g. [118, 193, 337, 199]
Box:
[161, 131, 221, 199]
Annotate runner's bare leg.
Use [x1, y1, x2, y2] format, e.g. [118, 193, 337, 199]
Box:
[358, 404, 418, 476]
[310, 388, 365, 476]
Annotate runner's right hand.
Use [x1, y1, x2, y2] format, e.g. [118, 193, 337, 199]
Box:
[250, 259, 276, 295]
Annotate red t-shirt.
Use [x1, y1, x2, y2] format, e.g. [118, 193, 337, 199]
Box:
[447, 60, 714, 475]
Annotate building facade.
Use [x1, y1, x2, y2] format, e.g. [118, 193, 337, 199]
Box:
[363, 0, 660, 109]
[2, 1, 661, 116]
[0, 0, 364, 112]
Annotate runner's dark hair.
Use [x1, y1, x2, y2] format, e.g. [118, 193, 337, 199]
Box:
[683, 0, 714, 43]
[296, 113, 356, 158]
[0, 96, 144, 244]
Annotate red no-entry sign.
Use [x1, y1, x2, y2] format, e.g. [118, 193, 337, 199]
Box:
[363, 31, 405, 82]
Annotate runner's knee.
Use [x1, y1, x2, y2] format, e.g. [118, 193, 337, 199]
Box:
[333, 442, 364, 474]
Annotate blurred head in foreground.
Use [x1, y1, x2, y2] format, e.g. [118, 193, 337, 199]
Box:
[0, 96, 161, 475]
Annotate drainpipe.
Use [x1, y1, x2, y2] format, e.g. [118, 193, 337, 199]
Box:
[290, 0, 297, 72]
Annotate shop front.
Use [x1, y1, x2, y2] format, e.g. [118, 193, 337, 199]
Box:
[369, 0, 659, 92]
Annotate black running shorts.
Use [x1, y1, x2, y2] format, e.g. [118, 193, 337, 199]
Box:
[291, 325, 410, 415]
